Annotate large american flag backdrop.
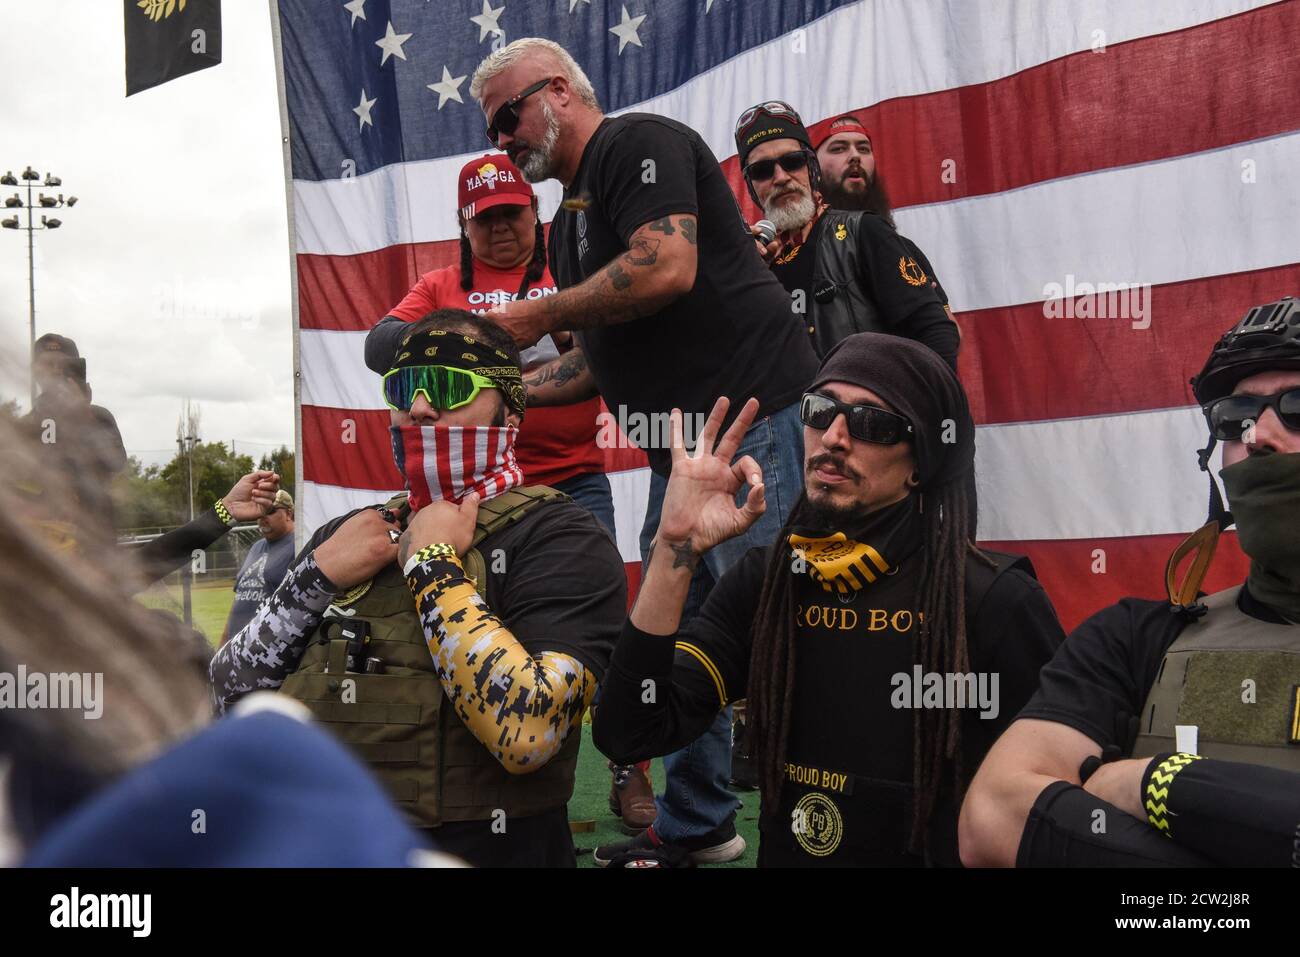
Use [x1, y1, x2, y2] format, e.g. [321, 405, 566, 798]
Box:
[274, 0, 1300, 632]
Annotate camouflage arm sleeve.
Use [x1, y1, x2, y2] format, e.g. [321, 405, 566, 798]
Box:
[405, 554, 596, 775]
[209, 554, 338, 714]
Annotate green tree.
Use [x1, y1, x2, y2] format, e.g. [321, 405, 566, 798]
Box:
[114, 455, 182, 530]
[258, 444, 295, 499]
[160, 441, 256, 519]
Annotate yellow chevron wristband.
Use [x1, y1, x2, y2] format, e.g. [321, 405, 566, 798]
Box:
[1144, 751, 1203, 837]
[403, 543, 459, 578]
[214, 499, 235, 527]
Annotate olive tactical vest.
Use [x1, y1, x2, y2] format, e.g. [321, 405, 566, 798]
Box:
[278, 486, 583, 828]
[1130, 586, 1300, 771]
[807, 211, 885, 358]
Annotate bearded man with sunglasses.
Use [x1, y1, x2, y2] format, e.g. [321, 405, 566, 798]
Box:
[210, 309, 626, 867]
[737, 102, 959, 367]
[960, 296, 1300, 868]
[472, 38, 823, 863]
[592, 333, 1063, 866]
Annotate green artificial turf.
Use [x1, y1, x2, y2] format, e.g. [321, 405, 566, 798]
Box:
[568, 723, 761, 868]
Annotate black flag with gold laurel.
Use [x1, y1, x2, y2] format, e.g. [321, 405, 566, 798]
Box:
[124, 0, 222, 96]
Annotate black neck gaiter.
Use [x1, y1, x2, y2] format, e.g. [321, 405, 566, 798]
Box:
[1221, 452, 1300, 623]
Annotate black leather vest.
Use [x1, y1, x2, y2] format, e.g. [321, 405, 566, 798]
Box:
[807, 211, 885, 358]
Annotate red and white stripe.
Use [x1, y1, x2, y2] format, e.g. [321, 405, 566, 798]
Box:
[292, 0, 1300, 629]
[395, 425, 524, 511]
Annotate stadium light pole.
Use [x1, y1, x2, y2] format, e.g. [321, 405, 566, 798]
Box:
[1, 166, 78, 406]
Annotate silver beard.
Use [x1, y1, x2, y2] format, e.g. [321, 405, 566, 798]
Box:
[763, 188, 816, 233]
[518, 100, 561, 183]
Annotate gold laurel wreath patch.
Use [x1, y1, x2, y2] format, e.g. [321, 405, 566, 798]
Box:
[793, 791, 843, 857]
[899, 256, 928, 287]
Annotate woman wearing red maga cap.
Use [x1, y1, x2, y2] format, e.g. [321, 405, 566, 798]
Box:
[365, 153, 614, 534]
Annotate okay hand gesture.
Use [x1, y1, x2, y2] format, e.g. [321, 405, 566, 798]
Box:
[655, 396, 766, 556]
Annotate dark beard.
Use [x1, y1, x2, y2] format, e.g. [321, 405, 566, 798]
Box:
[800, 492, 867, 533]
[822, 170, 894, 227]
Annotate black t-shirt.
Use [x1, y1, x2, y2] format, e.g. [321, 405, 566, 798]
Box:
[770, 211, 956, 365]
[597, 540, 1066, 866]
[770, 217, 822, 303]
[899, 235, 949, 306]
[302, 497, 626, 866]
[548, 113, 819, 474]
[1018, 583, 1291, 752]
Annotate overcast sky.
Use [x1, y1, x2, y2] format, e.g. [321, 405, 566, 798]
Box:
[0, 1, 291, 468]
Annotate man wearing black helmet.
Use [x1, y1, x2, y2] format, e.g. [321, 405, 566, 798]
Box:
[959, 296, 1300, 868]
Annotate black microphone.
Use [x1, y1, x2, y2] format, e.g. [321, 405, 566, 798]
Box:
[752, 219, 776, 246]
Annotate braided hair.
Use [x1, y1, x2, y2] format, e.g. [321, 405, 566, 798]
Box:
[458, 199, 547, 298]
[746, 480, 994, 854]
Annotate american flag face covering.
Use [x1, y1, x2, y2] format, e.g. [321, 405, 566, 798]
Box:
[390, 424, 524, 511]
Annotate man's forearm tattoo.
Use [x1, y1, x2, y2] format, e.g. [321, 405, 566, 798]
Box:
[669, 537, 701, 571]
[648, 536, 700, 572]
[535, 214, 698, 331]
[609, 262, 634, 291]
[524, 350, 588, 391]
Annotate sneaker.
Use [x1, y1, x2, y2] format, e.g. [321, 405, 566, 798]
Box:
[593, 823, 746, 868]
[607, 762, 656, 834]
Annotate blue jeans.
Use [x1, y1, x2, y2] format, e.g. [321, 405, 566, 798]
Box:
[637, 401, 805, 842]
[552, 471, 616, 538]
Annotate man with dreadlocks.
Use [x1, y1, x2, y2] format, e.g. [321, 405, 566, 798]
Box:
[592, 333, 1064, 866]
[364, 153, 614, 533]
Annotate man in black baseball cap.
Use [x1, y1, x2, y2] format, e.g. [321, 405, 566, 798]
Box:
[734, 101, 959, 367]
[961, 295, 1300, 868]
[593, 333, 1063, 866]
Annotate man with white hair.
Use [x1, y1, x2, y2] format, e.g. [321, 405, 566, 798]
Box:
[737, 102, 959, 364]
[471, 37, 822, 864]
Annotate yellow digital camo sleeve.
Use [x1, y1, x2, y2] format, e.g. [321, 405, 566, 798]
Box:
[406, 552, 596, 774]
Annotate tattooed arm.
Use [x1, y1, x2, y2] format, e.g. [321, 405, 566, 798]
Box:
[404, 553, 596, 774]
[523, 346, 599, 407]
[497, 213, 699, 346]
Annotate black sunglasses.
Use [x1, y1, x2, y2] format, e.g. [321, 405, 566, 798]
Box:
[1204, 387, 1300, 440]
[486, 77, 552, 148]
[800, 392, 913, 445]
[745, 150, 811, 183]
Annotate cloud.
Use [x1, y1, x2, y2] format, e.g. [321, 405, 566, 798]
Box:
[0, 1, 293, 469]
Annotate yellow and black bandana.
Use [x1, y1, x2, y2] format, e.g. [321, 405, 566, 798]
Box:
[788, 496, 922, 594]
[392, 328, 526, 419]
[788, 531, 891, 594]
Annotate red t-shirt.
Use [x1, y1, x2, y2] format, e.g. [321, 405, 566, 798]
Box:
[387, 260, 604, 488]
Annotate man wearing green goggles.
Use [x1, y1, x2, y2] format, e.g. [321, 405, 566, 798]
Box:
[382, 327, 527, 421]
[212, 309, 626, 868]
[382, 364, 502, 415]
